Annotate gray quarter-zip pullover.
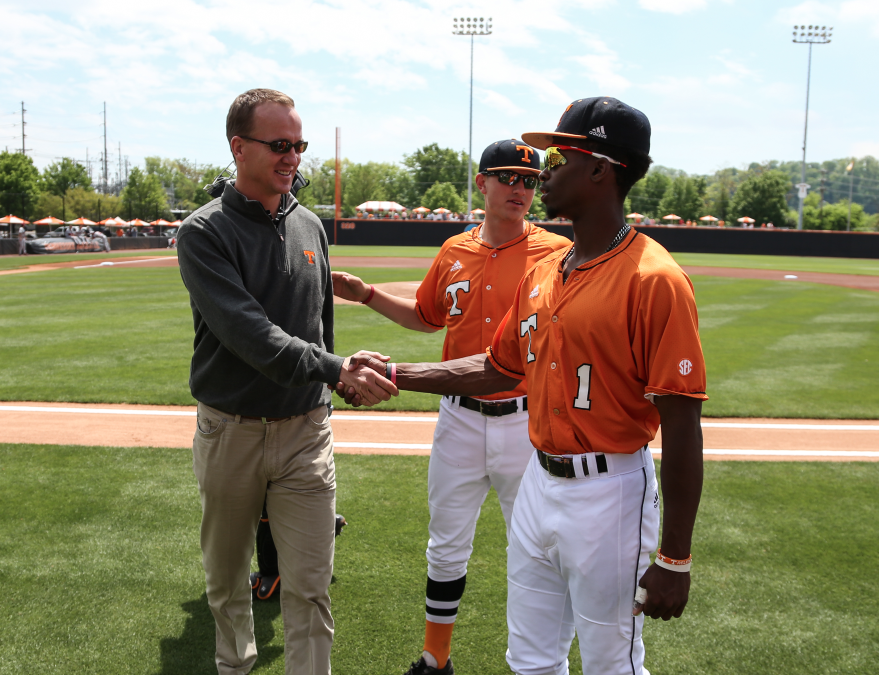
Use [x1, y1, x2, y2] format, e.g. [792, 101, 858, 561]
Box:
[177, 182, 343, 417]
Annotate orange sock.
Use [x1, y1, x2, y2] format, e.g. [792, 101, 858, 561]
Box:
[423, 620, 455, 669]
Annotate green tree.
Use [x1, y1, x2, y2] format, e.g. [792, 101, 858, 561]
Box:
[0, 151, 41, 219]
[802, 193, 870, 231]
[729, 170, 792, 226]
[422, 182, 465, 213]
[658, 176, 703, 221]
[33, 188, 122, 222]
[403, 144, 469, 203]
[630, 172, 671, 218]
[121, 167, 169, 220]
[144, 157, 220, 214]
[41, 158, 92, 196]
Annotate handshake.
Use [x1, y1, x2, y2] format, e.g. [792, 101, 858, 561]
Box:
[332, 351, 400, 407]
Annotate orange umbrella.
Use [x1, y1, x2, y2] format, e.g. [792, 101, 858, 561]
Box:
[169, 220, 183, 226]
[662, 214, 681, 221]
[626, 212, 644, 219]
[33, 216, 65, 226]
[470, 208, 486, 214]
[737, 216, 755, 223]
[432, 207, 451, 214]
[412, 206, 431, 213]
[149, 218, 172, 226]
[65, 217, 96, 226]
[128, 218, 151, 226]
[699, 215, 718, 222]
[0, 214, 30, 224]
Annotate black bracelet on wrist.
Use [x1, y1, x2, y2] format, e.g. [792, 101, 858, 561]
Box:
[386, 363, 392, 380]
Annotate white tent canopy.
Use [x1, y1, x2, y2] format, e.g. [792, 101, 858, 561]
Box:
[356, 201, 405, 211]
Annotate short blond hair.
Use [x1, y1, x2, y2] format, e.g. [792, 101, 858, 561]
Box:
[226, 89, 295, 142]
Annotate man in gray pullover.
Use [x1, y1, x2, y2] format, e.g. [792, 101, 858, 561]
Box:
[177, 88, 396, 675]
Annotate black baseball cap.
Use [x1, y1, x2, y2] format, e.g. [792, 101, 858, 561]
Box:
[522, 97, 650, 155]
[479, 139, 542, 175]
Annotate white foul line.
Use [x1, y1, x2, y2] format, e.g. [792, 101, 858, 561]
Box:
[651, 448, 879, 458]
[335, 442, 433, 450]
[74, 258, 170, 269]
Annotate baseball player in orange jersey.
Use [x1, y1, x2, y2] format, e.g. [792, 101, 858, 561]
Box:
[341, 97, 707, 674]
[332, 140, 570, 675]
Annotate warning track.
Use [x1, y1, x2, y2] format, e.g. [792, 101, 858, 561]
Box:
[0, 403, 876, 461]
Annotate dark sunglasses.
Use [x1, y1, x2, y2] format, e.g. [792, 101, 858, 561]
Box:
[241, 136, 308, 154]
[484, 171, 540, 189]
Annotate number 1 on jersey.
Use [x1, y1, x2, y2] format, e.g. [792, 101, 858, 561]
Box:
[573, 363, 592, 410]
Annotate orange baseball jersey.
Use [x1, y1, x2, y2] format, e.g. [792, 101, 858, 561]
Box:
[487, 229, 708, 453]
[416, 223, 570, 401]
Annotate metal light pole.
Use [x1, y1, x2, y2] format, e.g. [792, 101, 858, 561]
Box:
[453, 16, 492, 217]
[792, 24, 832, 230]
[846, 158, 855, 231]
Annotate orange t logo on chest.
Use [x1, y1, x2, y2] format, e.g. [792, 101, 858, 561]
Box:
[303, 250, 316, 264]
[516, 145, 534, 163]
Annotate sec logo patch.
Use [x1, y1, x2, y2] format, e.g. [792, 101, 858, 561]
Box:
[678, 359, 693, 376]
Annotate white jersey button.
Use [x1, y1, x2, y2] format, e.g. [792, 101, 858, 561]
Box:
[551, 362, 557, 369]
[485, 317, 491, 323]
[553, 408, 560, 415]
[491, 253, 497, 257]
[486, 285, 492, 290]
[552, 316, 558, 322]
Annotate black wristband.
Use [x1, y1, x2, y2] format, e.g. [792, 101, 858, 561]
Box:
[386, 363, 392, 380]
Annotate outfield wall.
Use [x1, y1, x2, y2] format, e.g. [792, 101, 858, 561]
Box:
[320, 219, 879, 259]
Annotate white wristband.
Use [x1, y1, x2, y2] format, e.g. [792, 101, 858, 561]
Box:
[654, 557, 691, 573]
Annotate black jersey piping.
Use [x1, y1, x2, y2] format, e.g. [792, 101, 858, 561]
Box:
[556, 230, 640, 274]
[630, 465, 648, 675]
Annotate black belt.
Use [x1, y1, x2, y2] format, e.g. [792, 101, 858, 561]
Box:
[537, 449, 608, 478]
[447, 395, 526, 417]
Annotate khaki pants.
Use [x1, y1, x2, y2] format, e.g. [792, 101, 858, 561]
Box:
[193, 402, 336, 675]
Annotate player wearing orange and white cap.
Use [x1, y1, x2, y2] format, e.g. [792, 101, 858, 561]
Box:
[345, 97, 707, 674]
[332, 139, 570, 675]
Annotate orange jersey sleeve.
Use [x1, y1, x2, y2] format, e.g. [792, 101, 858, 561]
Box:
[417, 223, 569, 400]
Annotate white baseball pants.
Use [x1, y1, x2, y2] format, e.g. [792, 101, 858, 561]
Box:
[426, 395, 535, 582]
[506, 448, 659, 675]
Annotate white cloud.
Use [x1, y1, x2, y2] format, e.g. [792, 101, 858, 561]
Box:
[639, 0, 707, 15]
[850, 141, 879, 158]
[841, 0, 879, 36]
[476, 89, 525, 115]
[570, 38, 631, 93]
[776, 1, 837, 25]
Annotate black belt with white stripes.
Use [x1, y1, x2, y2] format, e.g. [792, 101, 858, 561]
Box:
[537, 449, 608, 478]
[446, 395, 526, 417]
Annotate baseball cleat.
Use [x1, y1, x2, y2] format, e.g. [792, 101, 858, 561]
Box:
[335, 513, 347, 537]
[256, 574, 280, 600]
[250, 571, 261, 591]
[403, 656, 454, 675]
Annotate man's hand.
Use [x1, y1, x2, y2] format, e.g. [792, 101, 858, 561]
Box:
[633, 565, 690, 620]
[332, 351, 397, 406]
[332, 271, 370, 303]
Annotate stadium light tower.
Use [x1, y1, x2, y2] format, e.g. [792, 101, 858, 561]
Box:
[453, 16, 492, 217]
[792, 24, 832, 230]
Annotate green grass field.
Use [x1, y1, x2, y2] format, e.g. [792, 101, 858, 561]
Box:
[0, 445, 875, 675]
[0, 249, 179, 272]
[0, 265, 877, 417]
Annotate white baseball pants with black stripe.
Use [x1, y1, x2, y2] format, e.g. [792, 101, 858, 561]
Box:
[506, 448, 659, 675]
[425, 395, 535, 586]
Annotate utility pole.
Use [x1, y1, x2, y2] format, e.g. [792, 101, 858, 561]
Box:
[792, 24, 832, 230]
[846, 158, 855, 231]
[20, 101, 26, 155]
[819, 168, 827, 227]
[86, 148, 91, 182]
[453, 16, 493, 217]
[103, 102, 109, 194]
[118, 142, 122, 194]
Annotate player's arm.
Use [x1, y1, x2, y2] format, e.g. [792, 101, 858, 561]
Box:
[337, 353, 519, 403]
[637, 393, 703, 621]
[332, 270, 439, 333]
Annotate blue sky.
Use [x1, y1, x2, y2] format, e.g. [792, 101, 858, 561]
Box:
[1, 0, 876, 179]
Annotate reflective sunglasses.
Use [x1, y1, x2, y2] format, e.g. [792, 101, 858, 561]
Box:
[544, 145, 626, 170]
[483, 171, 540, 189]
[241, 136, 308, 154]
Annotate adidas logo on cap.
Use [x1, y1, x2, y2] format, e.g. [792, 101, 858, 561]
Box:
[588, 126, 607, 139]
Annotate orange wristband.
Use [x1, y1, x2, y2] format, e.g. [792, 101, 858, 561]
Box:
[655, 548, 692, 573]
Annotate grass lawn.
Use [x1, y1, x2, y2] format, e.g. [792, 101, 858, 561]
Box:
[0, 445, 875, 675]
[329, 245, 440, 258]
[672, 252, 879, 276]
[0, 249, 179, 272]
[0, 266, 877, 417]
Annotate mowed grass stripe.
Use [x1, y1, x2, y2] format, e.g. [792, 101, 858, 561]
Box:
[0, 446, 876, 674]
[0, 266, 877, 417]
